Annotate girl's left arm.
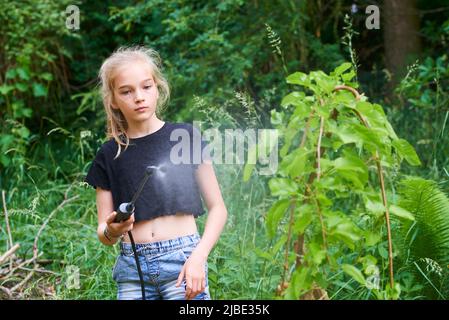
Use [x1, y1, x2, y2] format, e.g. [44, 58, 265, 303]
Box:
[193, 161, 228, 259]
[175, 161, 227, 299]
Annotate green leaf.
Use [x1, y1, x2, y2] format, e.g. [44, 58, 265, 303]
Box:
[270, 109, 284, 126]
[22, 108, 32, 118]
[333, 90, 356, 104]
[281, 148, 313, 179]
[312, 71, 338, 94]
[333, 153, 366, 173]
[392, 139, 421, 166]
[15, 83, 28, 92]
[365, 199, 385, 215]
[291, 100, 311, 120]
[308, 242, 327, 265]
[266, 199, 290, 239]
[254, 247, 272, 260]
[333, 62, 353, 76]
[385, 282, 401, 300]
[389, 204, 415, 221]
[331, 221, 362, 249]
[341, 70, 356, 82]
[356, 101, 388, 130]
[5, 69, 17, 79]
[327, 212, 362, 249]
[0, 134, 14, 150]
[12, 101, 25, 118]
[40, 72, 53, 81]
[32, 83, 48, 97]
[270, 235, 288, 257]
[286, 72, 309, 86]
[268, 178, 298, 197]
[378, 244, 389, 259]
[0, 85, 15, 95]
[0, 155, 11, 167]
[16, 126, 30, 139]
[334, 123, 364, 146]
[332, 151, 368, 189]
[281, 91, 305, 108]
[364, 231, 382, 246]
[354, 123, 384, 151]
[384, 121, 398, 140]
[288, 267, 312, 299]
[342, 264, 366, 285]
[293, 205, 313, 234]
[17, 67, 30, 80]
[359, 255, 378, 272]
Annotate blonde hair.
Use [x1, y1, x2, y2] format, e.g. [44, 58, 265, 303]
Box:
[99, 45, 170, 158]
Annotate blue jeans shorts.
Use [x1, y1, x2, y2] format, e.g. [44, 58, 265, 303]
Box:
[112, 232, 211, 300]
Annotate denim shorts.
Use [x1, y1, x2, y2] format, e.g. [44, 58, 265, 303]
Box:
[112, 232, 211, 300]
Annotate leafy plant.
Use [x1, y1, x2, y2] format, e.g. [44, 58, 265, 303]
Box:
[245, 62, 422, 299]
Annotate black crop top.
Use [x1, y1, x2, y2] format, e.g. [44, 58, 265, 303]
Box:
[84, 122, 211, 223]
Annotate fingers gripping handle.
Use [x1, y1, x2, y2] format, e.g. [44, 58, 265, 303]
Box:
[114, 203, 134, 223]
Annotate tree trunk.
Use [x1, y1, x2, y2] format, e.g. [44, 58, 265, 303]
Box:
[384, 0, 422, 87]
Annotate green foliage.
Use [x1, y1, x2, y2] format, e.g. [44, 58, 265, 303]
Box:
[0, 119, 31, 170]
[392, 17, 449, 176]
[396, 56, 449, 109]
[0, 0, 77, 172]
[396, 177, 449, 299]
[245, 62, 425, 300]
[106, 0, 348, 123]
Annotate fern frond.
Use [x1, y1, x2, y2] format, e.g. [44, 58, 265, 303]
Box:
[396, 176, 449, 299]
[398, 177, 449, 266]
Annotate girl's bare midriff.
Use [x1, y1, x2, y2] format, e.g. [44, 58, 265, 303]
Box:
[121, 212, 198, 244]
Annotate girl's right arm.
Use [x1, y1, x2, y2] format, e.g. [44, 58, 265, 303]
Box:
[96, 187, 134, 246]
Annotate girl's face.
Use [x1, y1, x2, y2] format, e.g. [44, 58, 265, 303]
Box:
[112, 60, 159, 125]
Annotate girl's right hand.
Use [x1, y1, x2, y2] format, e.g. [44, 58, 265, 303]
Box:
[105, 211, 135, 237]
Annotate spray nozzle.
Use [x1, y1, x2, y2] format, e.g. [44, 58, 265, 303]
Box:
[145, 165, 167, 175]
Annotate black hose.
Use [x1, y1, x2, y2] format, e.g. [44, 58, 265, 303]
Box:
[127, 230, 146, 300]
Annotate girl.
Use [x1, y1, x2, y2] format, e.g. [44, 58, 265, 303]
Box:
[85, 46, 228, 300]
